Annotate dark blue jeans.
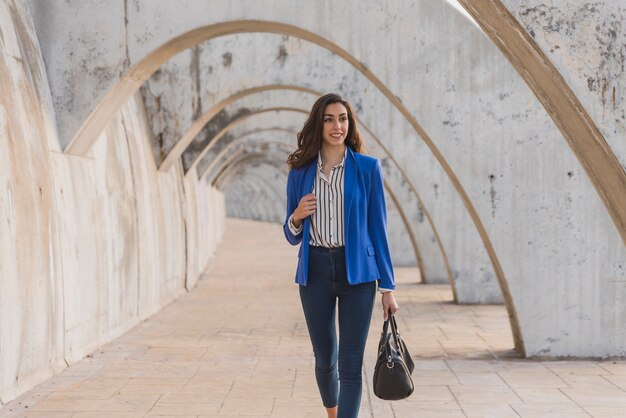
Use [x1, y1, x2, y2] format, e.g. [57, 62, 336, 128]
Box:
[299, 246, 376, 418]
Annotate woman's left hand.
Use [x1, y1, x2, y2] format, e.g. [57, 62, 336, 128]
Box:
[381, 292, 399, 320]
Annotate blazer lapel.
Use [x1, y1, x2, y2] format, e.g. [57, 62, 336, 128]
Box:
[301, 158, 317, 196]
[300, 158, 317, 233]
[344, 147, 357, 232]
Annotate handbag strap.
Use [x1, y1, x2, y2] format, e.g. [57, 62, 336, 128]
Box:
[382, 309, 391, 335]
[383, 310, 402, 350]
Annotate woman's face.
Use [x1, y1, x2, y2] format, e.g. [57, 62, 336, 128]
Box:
[321, 102, 349, 148]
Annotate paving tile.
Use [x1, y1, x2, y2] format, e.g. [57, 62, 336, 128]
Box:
[445, 359, 509, 373]
[512, 387, 577, 405]
[560, 386, 626, 407]
[498, 370, 567, 388]
[28, 398, 108, 412]
[270, 405, 322, 417]
[0, 412, 73, 418]
[601, 374, 626, 390]
[449, 385, 521, 404]
[218, 397, 274, 415]
[585, 406, 626, 417]
[455, 372, 508, 386]
[461, 403, 520, 418]
[544, 361, 610, 375]
[390, 401, 465, 417]
[557, 373, 621, 389]
[597, 361, 626, 375]
[511, 402, 590, 417]
[116, 383, 187, 395]
[73, 413, 141, 418]
[96, 394, 160, 412]
[403, 385, 455, 402]
[148, 401, 220, 415]
[412, 370, 460, 386]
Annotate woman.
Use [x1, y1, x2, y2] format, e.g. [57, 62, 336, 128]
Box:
[283, 93, 399, 418]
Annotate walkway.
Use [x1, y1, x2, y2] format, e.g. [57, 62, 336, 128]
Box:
[1, 219, 625, 417]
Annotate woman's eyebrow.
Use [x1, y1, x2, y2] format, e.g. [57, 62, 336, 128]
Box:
[323, 113, 348, 117]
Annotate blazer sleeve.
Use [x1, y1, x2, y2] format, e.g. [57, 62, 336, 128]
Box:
[367, 160, 395, 290]
[283, 169, 303, 245]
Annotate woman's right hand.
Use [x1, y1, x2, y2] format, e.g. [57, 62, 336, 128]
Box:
[292, 193, 316, 227]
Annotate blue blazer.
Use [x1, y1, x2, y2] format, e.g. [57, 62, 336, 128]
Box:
[283, 147, 395, 290]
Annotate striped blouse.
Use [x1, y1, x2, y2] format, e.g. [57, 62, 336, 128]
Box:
[288, 149, 392, 292]
[288, 150, 345, 247]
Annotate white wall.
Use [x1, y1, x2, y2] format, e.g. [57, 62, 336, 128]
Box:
[0, 0, 226, 405]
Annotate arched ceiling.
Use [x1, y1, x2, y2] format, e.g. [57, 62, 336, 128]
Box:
[32, 0, 626, 357]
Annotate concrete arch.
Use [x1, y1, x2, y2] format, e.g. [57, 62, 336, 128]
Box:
[60, 19, 522, 351]
[458, 0, 626, 247]
[215, 154, 286, 197]
[225, 178, 283, 222]
[205, 135, 424, 280]
[215, 154, 287, 196]
[204, 131, 428, 284]
[162, 85, 317, 171]
[191, 104, 456, 292]
[221, 166, 287, 222]
[185, 84, 454, 286]
[201, 128, 295, 180]
[211, 141, 424, 270]
[188, 104, 438, 267]
[183, 97, 450, 270]
[205, 140, 293, 185]
[209, 144, 290, 189]
[186, 107, 302, 175]
[210, 158, 287, 198]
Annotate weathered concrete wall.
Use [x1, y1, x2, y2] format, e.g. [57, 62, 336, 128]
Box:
[495, 0, 626, 356]
[0, 0, 64, 402]
[26, 0, 626, 355]
[13, 0, 626, 357]
[0, 0, 226, 405]
[184, 171, 225, 290]
[501, 0, 625, 166]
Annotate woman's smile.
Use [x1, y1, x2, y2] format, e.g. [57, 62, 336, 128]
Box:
[322, 102, 350, 147]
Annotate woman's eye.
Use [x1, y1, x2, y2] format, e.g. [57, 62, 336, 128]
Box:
[324, 119, 332, 123]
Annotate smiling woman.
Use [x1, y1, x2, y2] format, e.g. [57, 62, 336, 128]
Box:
[2, 3, 625, 412]
[283, 93, 399, 418]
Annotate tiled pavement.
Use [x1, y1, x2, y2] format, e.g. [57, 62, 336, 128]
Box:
[2, 218, 626, 417]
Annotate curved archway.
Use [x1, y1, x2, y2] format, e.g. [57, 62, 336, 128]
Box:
[161, 85, 317, 171]
[219, 163, 287, 221]
[192, 105, 454, 291]
[183, 85, 455, 288]
[182, 99, 453, 272]
[186, 107, 301, 175]
[214, 154, 287, 200]
[201, 127, 295, 180]
[206, 140, 292, 185]
[458, 0, 626, 248]
[211, 141, 425, 280]
[62, 19, 523, 353]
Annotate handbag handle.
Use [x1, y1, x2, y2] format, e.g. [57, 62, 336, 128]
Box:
[383, 309, 402, 351]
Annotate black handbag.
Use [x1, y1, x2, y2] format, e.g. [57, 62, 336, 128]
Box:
[372, 311, 415, 400]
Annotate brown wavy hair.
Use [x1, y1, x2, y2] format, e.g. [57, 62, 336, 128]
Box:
[287, 93, 364, 168]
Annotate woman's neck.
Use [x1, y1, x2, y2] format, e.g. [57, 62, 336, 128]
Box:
[320, 144, 346, 166]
